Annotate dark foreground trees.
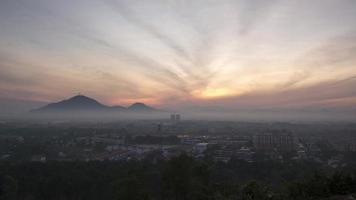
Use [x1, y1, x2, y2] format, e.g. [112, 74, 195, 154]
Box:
[0, 155, 356, 200]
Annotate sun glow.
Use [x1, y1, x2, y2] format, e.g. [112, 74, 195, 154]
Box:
[193, 87, 236, 99]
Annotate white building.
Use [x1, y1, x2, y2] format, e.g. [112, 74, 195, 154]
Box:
[194, 143, 209, 154]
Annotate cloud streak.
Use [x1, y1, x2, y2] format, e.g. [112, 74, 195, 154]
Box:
[0, 0, 356, 113]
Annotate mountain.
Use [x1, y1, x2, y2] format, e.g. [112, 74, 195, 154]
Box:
[33, 95, 109, 113]
[32, 95, 157, 113]
[128, 102, 155, 111]
[111, 105, 127, 111]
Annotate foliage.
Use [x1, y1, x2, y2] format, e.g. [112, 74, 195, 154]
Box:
[0, 156, 355, 200]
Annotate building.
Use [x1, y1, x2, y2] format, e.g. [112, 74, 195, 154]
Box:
[175, 114, 181, 122]
[170, 114, 176, 122]
[170, 114, 181, 123]
[194, 143, 209, 154]
[254, 133, 295, 152]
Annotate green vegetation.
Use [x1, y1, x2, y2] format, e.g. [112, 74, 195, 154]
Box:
[1, 155, 356, 200]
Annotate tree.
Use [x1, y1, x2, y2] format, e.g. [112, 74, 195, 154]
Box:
[0, 175, 18, 200]
[240, 181, 271, 200]
[112, 176, 150, 200]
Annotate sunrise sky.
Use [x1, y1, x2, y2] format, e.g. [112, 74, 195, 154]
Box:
[0, 0, 356, 111]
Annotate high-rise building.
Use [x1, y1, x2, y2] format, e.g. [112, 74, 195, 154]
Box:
[175, 114, 181, 122]
[170, 114, 181, 123]
[170, 114, 176, 122]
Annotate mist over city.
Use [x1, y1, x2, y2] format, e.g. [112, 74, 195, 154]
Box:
[0, 0, 356, 199]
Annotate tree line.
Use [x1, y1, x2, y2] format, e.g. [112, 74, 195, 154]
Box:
[1, 155, 356, 200]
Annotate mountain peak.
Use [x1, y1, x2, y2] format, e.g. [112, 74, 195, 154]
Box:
[34, 95, 108, 112]
[130, 102, 146, 107]
[70, 95, 91, 100]
[66, 95, 98, 103]
[128, 102, 155, 111]
[62, 95, 103, 106]
[32, 96, 158, 113]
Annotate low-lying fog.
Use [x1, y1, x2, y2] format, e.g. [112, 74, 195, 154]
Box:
[0, 109, 355, 123]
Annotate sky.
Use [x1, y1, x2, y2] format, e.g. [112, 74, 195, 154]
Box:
[0, 0, 356, 112]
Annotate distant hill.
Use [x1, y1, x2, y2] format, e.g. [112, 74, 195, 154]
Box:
[128, 102, 155, 111]
[33, 95, 109, 112]
[110, 105, 127, 111]
[32, 95, 158, 113]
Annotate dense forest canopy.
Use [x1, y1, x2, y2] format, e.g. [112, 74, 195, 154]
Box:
[1, 155, 356, 200]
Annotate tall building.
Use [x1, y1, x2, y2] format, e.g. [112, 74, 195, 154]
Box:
[175, 114, 181, 122]
[157, 123, 162, 133]
[170, 114, 176, 122]
[170, 114, 181, 123]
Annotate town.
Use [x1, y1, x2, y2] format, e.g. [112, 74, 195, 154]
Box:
[1, 116, 356, 168]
